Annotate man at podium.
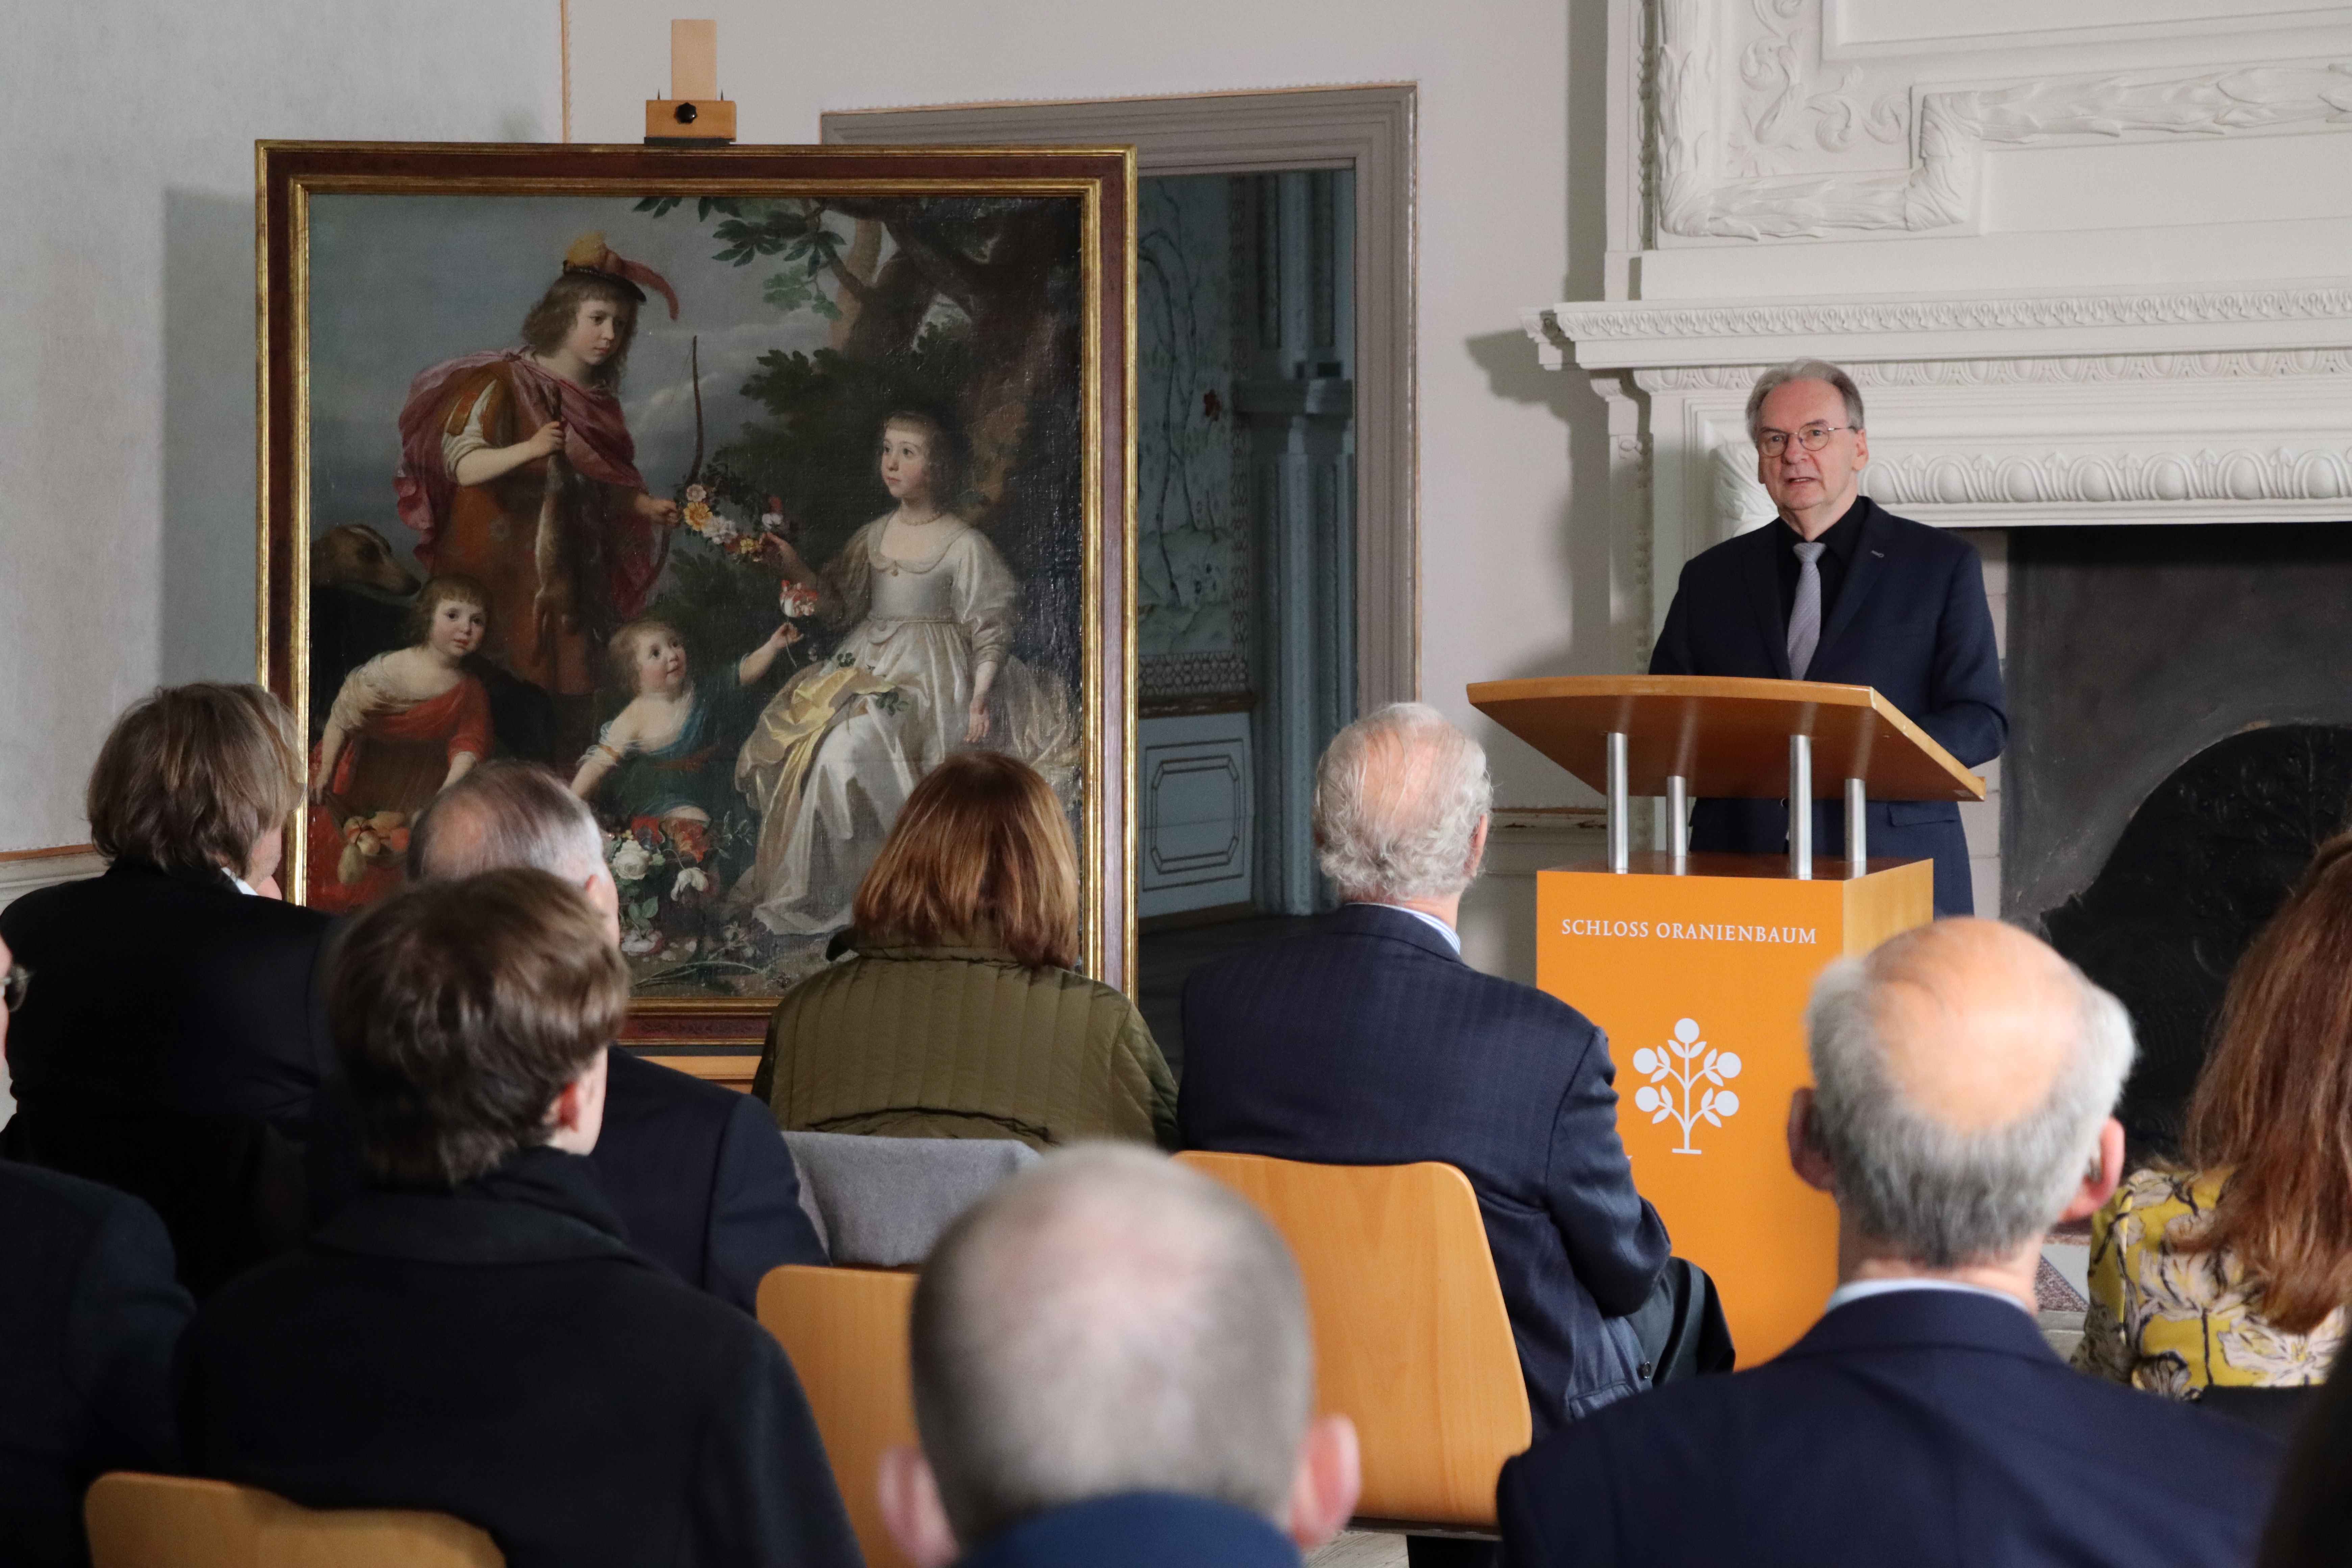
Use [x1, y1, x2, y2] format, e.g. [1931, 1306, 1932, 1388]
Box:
[1648, 360, 2004, 915]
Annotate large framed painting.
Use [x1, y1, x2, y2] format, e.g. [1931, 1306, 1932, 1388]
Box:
[258, 142, 1136, 1053]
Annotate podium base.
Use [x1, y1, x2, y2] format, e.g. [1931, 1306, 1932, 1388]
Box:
[1536, 855, 1932, 1364]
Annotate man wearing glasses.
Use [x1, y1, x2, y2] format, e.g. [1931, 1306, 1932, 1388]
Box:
[1649, 359, 2005, 915]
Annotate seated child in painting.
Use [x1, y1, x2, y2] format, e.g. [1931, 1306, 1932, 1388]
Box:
[305, 574, 495, 911]
[570, 617, 801, 844]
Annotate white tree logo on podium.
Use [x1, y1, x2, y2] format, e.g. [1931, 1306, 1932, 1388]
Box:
[1633, 1019, 1742, 1155]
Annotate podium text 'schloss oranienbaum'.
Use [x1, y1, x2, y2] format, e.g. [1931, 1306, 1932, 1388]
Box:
[1559, 917, 1820, 945]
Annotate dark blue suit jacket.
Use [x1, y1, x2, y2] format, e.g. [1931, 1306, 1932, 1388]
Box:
[181, 1148, 858, 1568]
[1497, 1289, 2281, 1568]
[1179, 905, 1670, 1435]
[0, 1162, 192, 1567]
[1649, 496, 2005, 915]
[589, 1049, 827, 1310]
[958, 1493, 1298, 1568]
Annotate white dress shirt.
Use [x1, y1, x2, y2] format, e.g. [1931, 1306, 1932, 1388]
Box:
[1823, 1276, 2033, 1318]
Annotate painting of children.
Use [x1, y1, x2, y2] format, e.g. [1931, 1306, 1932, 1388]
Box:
[266, 145, 1134, 1019]
[735, 409, 1077, 941]
[303, 575, 494, 911]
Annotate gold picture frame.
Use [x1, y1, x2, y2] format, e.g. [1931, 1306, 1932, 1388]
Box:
[257, 141, 1137, 1063]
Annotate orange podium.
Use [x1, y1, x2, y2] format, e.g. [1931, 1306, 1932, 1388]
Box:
[1467, 676, 1985, 1362]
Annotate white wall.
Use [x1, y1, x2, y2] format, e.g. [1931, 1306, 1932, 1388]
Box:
[567, 0, 1618, 816]
[0, 1, 561, 854]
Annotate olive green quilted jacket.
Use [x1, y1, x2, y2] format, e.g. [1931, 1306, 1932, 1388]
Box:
[751, 941, 1178, 1151]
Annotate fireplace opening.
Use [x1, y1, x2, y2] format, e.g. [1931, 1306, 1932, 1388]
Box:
[2004, 522, 2352, 1160]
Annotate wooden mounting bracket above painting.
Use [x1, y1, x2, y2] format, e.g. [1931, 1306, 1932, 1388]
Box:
[644, 99, 737, 145]
[645, 19, 734, 145]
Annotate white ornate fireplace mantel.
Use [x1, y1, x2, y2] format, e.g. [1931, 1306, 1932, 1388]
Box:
[1534, 0, 2352, 669]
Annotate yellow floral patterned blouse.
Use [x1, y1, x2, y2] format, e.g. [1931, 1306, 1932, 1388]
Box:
[2073, 1166, 2343, 1397]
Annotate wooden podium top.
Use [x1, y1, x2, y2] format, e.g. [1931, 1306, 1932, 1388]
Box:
[1467, 675, 1984, 802]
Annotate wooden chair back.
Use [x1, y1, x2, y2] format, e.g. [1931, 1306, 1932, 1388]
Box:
[85, 1473, 501, 1567]
[758, 1263, 921, 1568]
[1175, 1151, 1533, 1529]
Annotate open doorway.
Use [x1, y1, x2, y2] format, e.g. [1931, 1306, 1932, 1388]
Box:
[824, 88, 1413, 1065]
[1129, 169, 1357, 1067]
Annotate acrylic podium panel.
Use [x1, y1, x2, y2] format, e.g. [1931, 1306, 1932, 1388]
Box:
[1536, 853, 1932, 1365]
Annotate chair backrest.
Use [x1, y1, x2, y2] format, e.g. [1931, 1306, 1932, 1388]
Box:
[781, 1130, 1039, 1267]
[1174, 1151, 1533, 1529]
[759, 1263, 921, 1568]
[86, 1473, 501, 1568]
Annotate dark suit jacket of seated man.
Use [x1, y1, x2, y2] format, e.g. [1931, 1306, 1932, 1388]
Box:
[182, 870, 858, 1568]
[182, 1144, 855, 1568]
[1648, 363, 2004, 916]
[1497, 918, 2281, 1568]
[0, 1151, 194, 1567]
[1180, 899, 1672, 1433]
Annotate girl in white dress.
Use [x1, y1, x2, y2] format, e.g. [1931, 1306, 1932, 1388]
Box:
[735, 410, 1074, 939]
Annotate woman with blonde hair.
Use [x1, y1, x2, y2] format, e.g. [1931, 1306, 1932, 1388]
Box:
[0, 683, 328, 1295]
[753, 751, 1175, 1149]
[2076, 832, 2352, 1395]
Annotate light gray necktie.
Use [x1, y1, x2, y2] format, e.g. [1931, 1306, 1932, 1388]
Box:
[1787, 541, 1826, 679]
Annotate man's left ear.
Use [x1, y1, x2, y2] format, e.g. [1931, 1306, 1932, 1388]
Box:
[877, 1445, 961, 1568]
[1785, 1087, 1835, 1194]
[2057, 1118, 2125, 1224]
[1852, 425, 1869, 471]
[1284, 1414, 1361, 1550]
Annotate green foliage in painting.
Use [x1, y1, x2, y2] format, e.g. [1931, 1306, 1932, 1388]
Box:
[717, 325, 976, 566]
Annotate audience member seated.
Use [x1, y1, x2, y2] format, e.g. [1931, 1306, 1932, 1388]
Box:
[2257, 1361, 2352, 1567]
[1181, 705, 1726, 1464]
[1497, 918, 2282, 1568]
[2077, 835, 2352, 1396]
[179, 869, 858, 1567]
[876, 1143, 1360, 1567]
[0, 683, 329, 1295]
[374, 760, 825, 1308]
[755, 753, 1176, 1150]
[0, 933, 194, 1568]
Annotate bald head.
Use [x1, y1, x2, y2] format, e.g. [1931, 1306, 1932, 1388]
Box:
[1313, 703, 1493, 903]
[406, 762, 620, 946]
[1805, 919, 2134, 1269]
[908, 1146, 1315, 1547]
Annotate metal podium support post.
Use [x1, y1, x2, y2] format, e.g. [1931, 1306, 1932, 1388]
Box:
[1667, 774, 1689, 870]
[1846, 777, 1867, 877]
[1607, 731, 1630, 874]
[1789, 733, 1813, 879]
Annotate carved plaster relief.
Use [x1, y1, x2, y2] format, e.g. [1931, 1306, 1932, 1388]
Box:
[1868, 446, 2352, 510]
[1650, 0, 2352, 242]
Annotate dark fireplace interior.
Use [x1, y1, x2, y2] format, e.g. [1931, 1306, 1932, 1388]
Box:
[2005, 522, 2352, 1160]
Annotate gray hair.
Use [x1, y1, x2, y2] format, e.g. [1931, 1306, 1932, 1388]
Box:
[1805, 940, 2135, 1268]
[1313, 702, 1493, 903]
[1746, 359, 1866, 444]
[406, 761, 604, 884]
[910, 1145, 1314, 1547]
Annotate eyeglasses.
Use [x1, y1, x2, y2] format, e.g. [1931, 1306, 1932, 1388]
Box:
[3, 963, 28, 1014]
[1757, 424, 1857, 457]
